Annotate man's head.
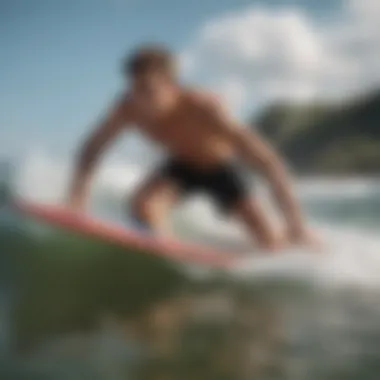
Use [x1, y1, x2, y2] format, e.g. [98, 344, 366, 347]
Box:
[124, 44, 179, 112]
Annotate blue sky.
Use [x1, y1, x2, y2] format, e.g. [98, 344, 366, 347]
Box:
[0, 0, 375, 161]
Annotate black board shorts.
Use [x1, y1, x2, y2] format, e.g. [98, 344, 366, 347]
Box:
[158, 158, 250, 213]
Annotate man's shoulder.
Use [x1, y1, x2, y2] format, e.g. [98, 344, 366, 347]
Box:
[183, 88, 224, 110]
[116, 91, 134, 108]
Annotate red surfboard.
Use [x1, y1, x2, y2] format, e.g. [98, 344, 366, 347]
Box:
[15, 200, 240, 268]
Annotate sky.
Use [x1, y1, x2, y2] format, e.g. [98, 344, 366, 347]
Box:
[1, 0, 380, 199]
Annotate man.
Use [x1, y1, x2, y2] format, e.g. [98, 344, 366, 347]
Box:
[67, 44, 316, 251]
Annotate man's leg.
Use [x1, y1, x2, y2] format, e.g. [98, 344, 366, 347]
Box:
[129, 174, 180, 236]
[206, 163, 287, 251]
[233, 198, 288, 251]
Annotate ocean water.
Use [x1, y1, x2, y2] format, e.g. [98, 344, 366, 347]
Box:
[1, 178, 380, 380]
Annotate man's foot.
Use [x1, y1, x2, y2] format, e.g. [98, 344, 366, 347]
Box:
[288, 228, 323, 252]
[258, 229, 323, 253]
[258, 230, 292, 252]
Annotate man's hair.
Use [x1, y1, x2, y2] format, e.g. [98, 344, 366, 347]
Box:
[124, 44, 176, 78]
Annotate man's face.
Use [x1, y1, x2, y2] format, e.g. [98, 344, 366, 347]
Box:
[130, 71, 177, 113]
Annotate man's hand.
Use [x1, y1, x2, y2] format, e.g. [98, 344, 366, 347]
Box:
[66, 190, 87, 212]
[66, 162, 92, 213]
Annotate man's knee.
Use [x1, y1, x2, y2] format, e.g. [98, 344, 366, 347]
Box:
[130, 193, 155, 231]
[128, 177, 177, 234]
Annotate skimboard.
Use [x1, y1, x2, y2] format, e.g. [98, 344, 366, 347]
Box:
[15, 200, 242, 269]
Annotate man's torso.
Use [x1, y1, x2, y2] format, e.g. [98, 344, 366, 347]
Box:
[123, 89, 235, 169]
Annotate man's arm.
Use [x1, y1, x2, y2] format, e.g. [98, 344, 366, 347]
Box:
[199, 96, 307, 240]
[67, 97, 130, 210]
[234, 129, 305, 238]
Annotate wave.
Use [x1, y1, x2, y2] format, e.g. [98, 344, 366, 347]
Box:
[4, 153, 380, 291]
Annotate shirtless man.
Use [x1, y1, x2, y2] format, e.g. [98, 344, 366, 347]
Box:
[67, 44, 316, 251]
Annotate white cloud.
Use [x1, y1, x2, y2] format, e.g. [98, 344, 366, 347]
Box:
[182, 0, 380, 111]
[214, 78, 247, 113]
